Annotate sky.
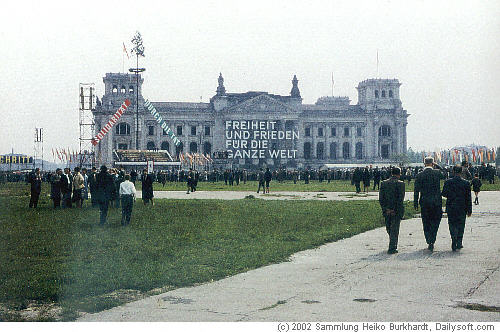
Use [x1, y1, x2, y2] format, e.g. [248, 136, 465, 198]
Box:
[1, 0, 499, 157]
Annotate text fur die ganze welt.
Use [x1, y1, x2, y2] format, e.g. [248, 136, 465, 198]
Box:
[225, 120, 299, 159]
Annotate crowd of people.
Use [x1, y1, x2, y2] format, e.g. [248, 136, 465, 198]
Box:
[379, 158, 490, 254]
[5, 161, 497, 231]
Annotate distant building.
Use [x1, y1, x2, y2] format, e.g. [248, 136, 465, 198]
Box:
[92, 73, 408, 168]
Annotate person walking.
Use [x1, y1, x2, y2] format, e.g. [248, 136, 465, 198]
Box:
[72, 167, 85, 208]
[372, 166, 381, 190]
[352, 167, 362, 194]
[471, 173, 482, 205]
[88, 167, 98, 207]
[414, 157, 444, 251]
[119, 174, 136, 226]
[264, 167, 272, 194]
[60, 168, 73, 208]
[379, 167, 405, 254]
[50, 168, 62, 208]
[441, 165, 473, 251]
[141, 169, 154, 205]
[96, 165, 115, 225]
[186, 168, 194, 194]
[257, 168, 265, 193]
[28, 168, 42, 208]
[362, 166, 371, 193]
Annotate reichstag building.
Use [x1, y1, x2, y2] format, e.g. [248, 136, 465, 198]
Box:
[92, 72, 408, 168]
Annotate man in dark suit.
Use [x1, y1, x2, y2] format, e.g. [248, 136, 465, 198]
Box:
[141, 169, 154, 205]
[414, 157, 444, 251]
[28, 168, 42, 208]
[379, 167, 405, 254]
[60, 168, 73, 208]
[372, 167, 381, 190]
[442, 165, 473, 251]
[352, 167, 363, 194]
[96, 165, 115, 225]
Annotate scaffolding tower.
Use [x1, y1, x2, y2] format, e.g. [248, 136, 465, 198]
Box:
[79, 83, 96, 168]
[34, 128, 43, 170]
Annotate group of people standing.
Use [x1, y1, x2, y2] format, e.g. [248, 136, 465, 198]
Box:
[379, 157, 474, 254]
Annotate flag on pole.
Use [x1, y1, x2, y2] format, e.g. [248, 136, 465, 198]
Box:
[123, 42, 129, 59]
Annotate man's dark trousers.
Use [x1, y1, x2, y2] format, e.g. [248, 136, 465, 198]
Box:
[355, 181, 361, 193]
[99, 199, 109, 225]
[121, 195, 133, 226]
[29, 191, 40, 208]
[421, 204, 442, 245]
[385, 214, 401, 251]
[448, 211, 466, 248]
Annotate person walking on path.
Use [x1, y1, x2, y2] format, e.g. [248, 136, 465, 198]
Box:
[96, 166, 115, 225]
[379, 167, 405, 254]
[352, 167, 362, 194]
[72, 167, 85, 208]
[471, 173, 482, 205]
[28, 168, 42, 208]
[441, 165, 472, 251]
[119, 174, 136, 226]
[264, 167, 272, 194]
[141, 169, 154, 205]
[414, 157, 444, 251]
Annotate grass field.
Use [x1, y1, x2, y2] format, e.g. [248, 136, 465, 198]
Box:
[0, 181, 460, 321]
[143, 177, 500, 192]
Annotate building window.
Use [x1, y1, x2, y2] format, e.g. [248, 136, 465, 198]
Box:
[316, 142, 324, 159]
[344, 127, 350, 137]
[191, 126, 197, 136]
[375, 90, 379, 98]
[342, 142, 350, 159]
[381, 90, 386, 98]
[161, 141, 170, 152]
[357, 127, 362, 137]
[381, 144, 390, 159]
[203, 142, 212, 155]
[120, 86, 126, 94]
[205, 126, 211, 136]
[146, 141, 156, 150]
[379, 125, 391, 137]
[389, 90, 393, 98]
[305, 127, 311, 137]
[112, 85, 118, 94]
[176, 142, 184, 155]
[330, 142, 337, 159]
[318, 127, 323, 137]
[355, 142, 363, 159]
[177, 125, 183, 136]
[304, 142, 311, 159]
[331, 127, 336, 137]
[129, 85, 134, 94]
[118, 143, 128, 150]
[148, 126, 155, 136]
[115, 123, 131, 136]
[189, 142, 198, 153]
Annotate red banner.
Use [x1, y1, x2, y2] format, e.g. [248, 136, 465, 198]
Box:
[91, 99, 131, 146]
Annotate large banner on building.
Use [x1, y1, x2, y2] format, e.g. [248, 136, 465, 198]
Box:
[225, 120, 299, 159]
[91, 99, 131, 146]
[144, 99, 181, 146]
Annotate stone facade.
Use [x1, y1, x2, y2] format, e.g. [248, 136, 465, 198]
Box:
[93, 73, 408, 168]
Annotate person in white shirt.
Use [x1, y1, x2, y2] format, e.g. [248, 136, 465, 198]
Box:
[119, 174, 137, 226]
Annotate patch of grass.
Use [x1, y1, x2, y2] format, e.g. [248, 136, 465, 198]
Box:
[0, 182, 416, 320]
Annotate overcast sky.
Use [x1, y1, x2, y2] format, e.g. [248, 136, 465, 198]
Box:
[1, 0, 499, 157]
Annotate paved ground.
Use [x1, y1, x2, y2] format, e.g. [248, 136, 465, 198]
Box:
[79, 191, 500, 321]
[139, 190, 412, 201]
